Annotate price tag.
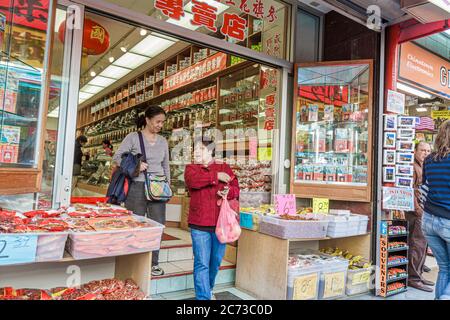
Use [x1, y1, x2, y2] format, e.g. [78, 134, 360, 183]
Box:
[352, 271, 371, 286]
[239, 212, 254, 230]
[313, 198, 329, 214]
[0, 235, 38, 266]
[258, 147, 272, 161]
[293, 273, 318, 300]
[274, 194, 296, 216]
[323, 272, 346, 299]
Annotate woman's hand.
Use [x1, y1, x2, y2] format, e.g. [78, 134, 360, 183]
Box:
[218, 172, 231, 183]
[140, 162, 149, 172]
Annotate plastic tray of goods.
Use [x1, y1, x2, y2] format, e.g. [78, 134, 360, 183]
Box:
[259, 214, 329, 239]
[287, 255, 322, 300]
[0, 232, 69, 265]
[326, 215, 360, 238]
[357, 215, 369, 234]
[346, 264, 373, 296]
[317, 258, 349, 300]
[66, 215, 164, 260]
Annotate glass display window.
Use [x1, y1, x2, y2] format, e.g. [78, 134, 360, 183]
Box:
[292, 61, 374, 202]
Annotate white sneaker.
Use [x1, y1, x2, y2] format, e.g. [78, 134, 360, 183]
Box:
[151, 266, 164, 276]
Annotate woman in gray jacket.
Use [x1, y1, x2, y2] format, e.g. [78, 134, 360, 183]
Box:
[113, 105, 170, 276]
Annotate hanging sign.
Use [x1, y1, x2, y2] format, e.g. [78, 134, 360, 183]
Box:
[382, 187, 414, 211]
[0, 235, 38, 266]
[239, 212, 254, 230]
[431, 110, 450, 120]
[274, 194, 296, 216]
[293, 273, 318, 300]
[312, 198, 329, 214]
[163, 52, 227, 93]
[386, 90, 405, 114]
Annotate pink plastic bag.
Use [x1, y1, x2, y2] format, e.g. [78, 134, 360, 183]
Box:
[215, 197, 241, 244]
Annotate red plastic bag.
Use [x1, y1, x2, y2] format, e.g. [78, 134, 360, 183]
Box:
[215, 197, 241, 244]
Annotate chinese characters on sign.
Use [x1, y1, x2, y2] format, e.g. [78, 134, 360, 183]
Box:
[274, 194, 296, 216]
[153, 0, 280, 42]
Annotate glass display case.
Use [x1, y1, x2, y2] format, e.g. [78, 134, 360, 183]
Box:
[291, 61, 374, 202]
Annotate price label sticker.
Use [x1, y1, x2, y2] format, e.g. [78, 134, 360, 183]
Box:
[274, 194, 296, 216]
[258, 147, 272, 161]
[323, 272, 346, 299]
[293, 273, 318, 300]
[0, 235, 38, 266]
[313, 198, 329, 214]
[352, 271, 371, 286]
[239, 212, 254, 230]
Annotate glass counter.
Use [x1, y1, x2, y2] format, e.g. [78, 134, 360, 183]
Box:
[292, 61, 373, 202]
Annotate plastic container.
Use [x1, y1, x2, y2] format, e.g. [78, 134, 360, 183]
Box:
[317, 258, 349, 300]
[286, 264, 321, 300]
[66, 216, 164, 260]
[259, 215, 329, 239]
[357, 215, 369, 234]
[346, 265, 373, 296]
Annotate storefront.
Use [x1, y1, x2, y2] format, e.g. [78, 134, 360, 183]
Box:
[378, 18, 449, 297]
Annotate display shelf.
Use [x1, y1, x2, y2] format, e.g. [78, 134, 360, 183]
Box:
[387, 261, 408, 268]
[388, 246, 409, 253]
[387, 275, 408, 283]
[385, 287, 407, 297]
[388, 233, 408, 238]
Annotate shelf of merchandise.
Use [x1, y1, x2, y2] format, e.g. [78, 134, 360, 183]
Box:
[388, 233, 408, 238]
[290, 60, 374, 203]
[387, 246, 409, 253]
[0, 251, 153, 296]
[236, 229, 372, 300]
[387, 261, 408, 268]
[387, 275, 408, 284]
[385, 288, 407, 297]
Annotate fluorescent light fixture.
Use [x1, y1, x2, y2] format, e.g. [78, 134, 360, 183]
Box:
[100, 65, 132, 79]
[90, 71, 96, 77]
[109, 56, 115, 63]
[416, 107, 427, 112]
[130, 35, 174, 57]
[167, 13, 200, 31]
[88, 75, 116, 87]
[48, 107, 59, 118]
[429, 0, 450, 13]
[140, 28, 148, 36]
[397, 82, 433, 99]
[80, 84, 104, 94]
[113, 52, 151, 69]
[120, 46, 127, 52]
[184, 0, 228, 15]
[79, 91, 94, 101]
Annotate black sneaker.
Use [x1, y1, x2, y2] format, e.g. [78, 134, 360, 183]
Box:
[151, 266, 164, 276]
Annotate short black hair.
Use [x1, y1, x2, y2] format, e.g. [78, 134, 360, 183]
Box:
[136, 105, 166, 130]
[77, 135, 88, 144]
[194, 137, 216, 157]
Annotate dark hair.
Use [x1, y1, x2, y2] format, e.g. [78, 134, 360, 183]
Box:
[136, 105, 166, 130]
[77, 135, 88, 144]
[194, 137, 216, 157]
[102, 139, 113, 150]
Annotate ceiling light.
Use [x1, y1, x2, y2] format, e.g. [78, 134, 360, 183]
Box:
[416, 107, 427, 112]
[88, 75, 116, 87]
[131, 35, 174, 57]
[80, 84, 104, 94]
[120, 46, 127, 53]
[100, 65, 132, 79]
[109, 56, 115, 63]
[90, 71, 96, 77]
[79, 91, 94, 101]
[113, 52, 151, 69]
[140, 28, 148, 36]
[397, 82, 433, 99]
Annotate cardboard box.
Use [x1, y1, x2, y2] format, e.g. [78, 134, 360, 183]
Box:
[223, 244, 237, 264]
[0, 144, 19, 163]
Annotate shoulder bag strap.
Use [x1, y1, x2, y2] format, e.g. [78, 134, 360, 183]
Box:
[137, 131, 148, 175]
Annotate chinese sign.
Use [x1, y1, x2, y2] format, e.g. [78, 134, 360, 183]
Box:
[153, 0, 281, 42]
[163, 52, 227, 93]
[0, 0, 49, 31]
[0, 235, 38, 265]
[264, 93, 275, 131]
[382, 187, 414, 211]
[274, 194, 296, 216]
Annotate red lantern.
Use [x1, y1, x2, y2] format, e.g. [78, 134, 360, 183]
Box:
[58, 18, 110, 55]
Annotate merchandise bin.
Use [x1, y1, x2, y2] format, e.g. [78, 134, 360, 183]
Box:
[286, 264, 321, 300]
[66, 216, 164, 260]
[346, 265, 373, 296]
[0, 232, 69, 264]
[317, 258, 349, 300]
[357, 215, 369, 234]
[259, 215, 329, 239]
[239, 211, 263, 231]
[326, 215, 359, 238]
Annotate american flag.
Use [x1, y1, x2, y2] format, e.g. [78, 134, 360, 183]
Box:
[416, 116, 435, 131]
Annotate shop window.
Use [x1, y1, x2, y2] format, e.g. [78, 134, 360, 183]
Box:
[296, 9, 320, 62]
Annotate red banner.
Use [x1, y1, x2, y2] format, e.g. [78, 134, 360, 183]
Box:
[0, 0, 49, 31]
[299, 85, 349, 106]
[163, 52, 227, 93]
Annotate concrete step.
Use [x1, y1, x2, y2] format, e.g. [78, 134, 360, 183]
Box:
[151, 258, 236, 295]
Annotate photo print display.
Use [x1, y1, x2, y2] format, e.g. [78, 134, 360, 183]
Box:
[396, 140, 415, 152]
[397, 116, 416, 128]
[384, 114, 397, 131]
[396, 165, 414, 176]
[396, 152, 414, 164]
[398, 128, 415, 140]
[384, 132, 396, 148]
[383, 167, 396, 183]
[383, 150, 396, 165]
[395, 176, 413, 188]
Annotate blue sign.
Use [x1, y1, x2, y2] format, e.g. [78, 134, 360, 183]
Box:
[0, 235, 38, 266]
[240, 212, 254, 230]
[381, 221, 388, 236]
